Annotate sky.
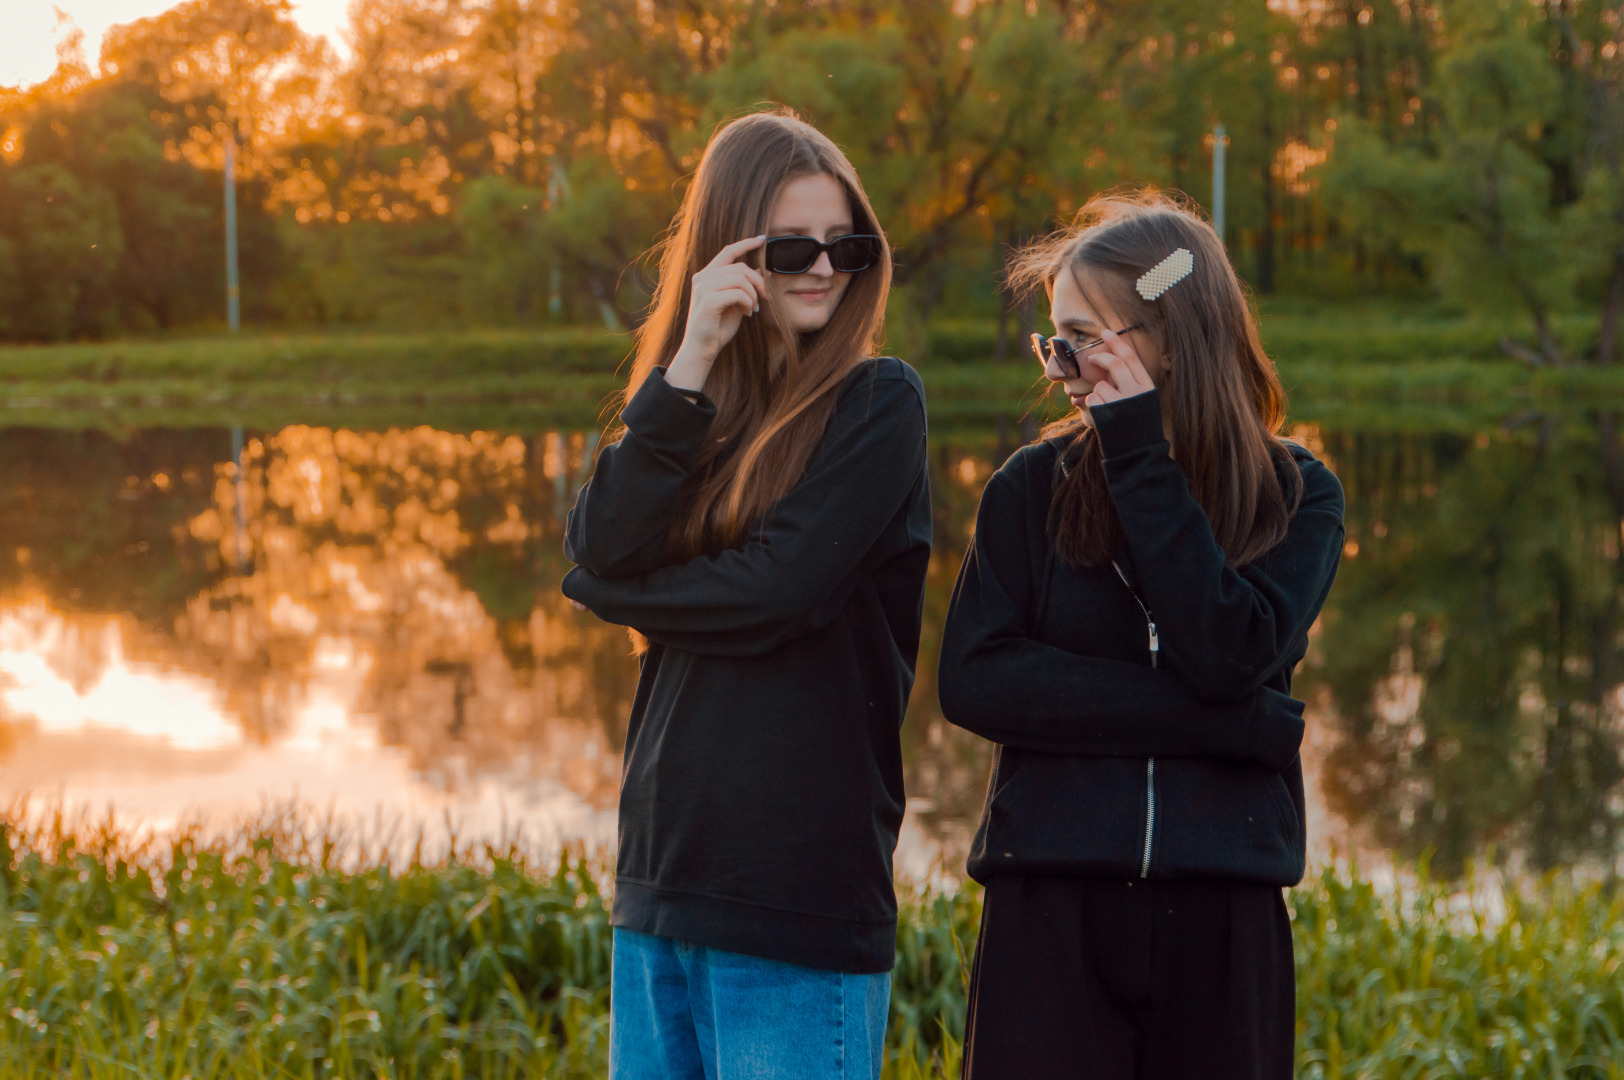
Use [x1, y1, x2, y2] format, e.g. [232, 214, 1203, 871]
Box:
[2, 0, 352, 88]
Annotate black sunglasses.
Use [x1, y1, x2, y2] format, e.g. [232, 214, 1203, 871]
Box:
[763, 234, 882, 275]
[1029, 325, 1144, 379]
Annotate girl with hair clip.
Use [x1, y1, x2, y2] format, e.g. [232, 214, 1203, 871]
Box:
[561, 109, 930, 1080]
[939, 191, 1344, 1080]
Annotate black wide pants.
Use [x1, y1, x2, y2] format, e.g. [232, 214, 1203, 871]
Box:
[961, 876, 1295, 1080]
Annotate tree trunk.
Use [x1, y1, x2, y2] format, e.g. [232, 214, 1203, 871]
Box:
[1599, 251, 1624, 365]
[1534, 307, 1565, 366]
[1017, 294, 1037, 351]
[1258, 103, 1276, 295]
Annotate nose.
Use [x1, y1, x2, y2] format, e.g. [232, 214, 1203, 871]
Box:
[1040, 347, 1068, 382]
[809, 250, 834, 277]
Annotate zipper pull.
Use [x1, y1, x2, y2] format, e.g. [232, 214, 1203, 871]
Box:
[1148, 622, 1160, 668]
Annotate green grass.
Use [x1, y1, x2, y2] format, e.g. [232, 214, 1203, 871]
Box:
[0, 308, 1621, 431]
[0, 809, 971, 1079]
[1, 811, 1622, 1078]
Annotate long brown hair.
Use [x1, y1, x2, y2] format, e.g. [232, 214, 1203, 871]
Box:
[618, 109, 892, 556]
[1007, 190, 1302, 568]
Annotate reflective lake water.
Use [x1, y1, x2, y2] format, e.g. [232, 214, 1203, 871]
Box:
[1, 411, 1621, 879]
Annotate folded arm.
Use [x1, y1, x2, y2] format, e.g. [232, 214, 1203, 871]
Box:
[1093, 391, 1345, 702]
[937, 469, 1304, 769]
[562, 366, 928, 658]
[563, 368, 716, 579]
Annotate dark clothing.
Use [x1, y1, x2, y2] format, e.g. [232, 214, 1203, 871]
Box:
[562, 358, 931, 975]
[962, 876, 1296, 1080]
[939, 389, 1345, 886]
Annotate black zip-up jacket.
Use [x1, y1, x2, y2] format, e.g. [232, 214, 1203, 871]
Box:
[939, 389, 1344, 886]
[561, 358, 930, 974]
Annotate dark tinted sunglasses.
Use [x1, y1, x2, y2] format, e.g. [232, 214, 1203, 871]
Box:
[763, 234, 881, 275]
[1029, 325, 1144, 379]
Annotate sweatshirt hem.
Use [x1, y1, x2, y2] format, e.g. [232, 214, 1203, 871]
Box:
[612, 879, 897, 975]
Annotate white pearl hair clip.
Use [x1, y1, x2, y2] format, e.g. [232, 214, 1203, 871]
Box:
[1136, 248, 1194, 300]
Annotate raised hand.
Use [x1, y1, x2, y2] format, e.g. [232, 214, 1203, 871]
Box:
[1083, 328, 1157, 409]
[666, 235, 768, 393]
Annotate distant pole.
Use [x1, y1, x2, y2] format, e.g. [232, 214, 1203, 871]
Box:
[1212, 123, 1227, 245]
[547, 159, 564, 318]
[231, 423, 249, 572]
[225, 135, 241, 332]
[226, 134, 246, 566]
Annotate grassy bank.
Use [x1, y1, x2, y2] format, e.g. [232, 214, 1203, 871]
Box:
[1, 812, 1621, 1079]
[0, 306, 1620, 432]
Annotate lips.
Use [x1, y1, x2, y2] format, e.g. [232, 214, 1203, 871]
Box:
[787, 289, 831, 302]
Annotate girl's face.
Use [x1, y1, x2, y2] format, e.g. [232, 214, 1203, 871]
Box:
[1045, 267, 1168, 415]
[764, 173, 857, 334]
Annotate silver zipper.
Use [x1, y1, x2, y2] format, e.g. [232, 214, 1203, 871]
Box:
[1111, 560, 1158, 668]
[1141, 758, 1156, 878]
[1113, 559, 1159, 878]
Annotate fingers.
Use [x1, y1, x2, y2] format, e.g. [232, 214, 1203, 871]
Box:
[1100, 326, 1137, 359]
[713, 286, 758, 315]
[722, 263, 766, 300]
[1086, 382, 1121, 408]
[679, 237, 771, 359]
[724, 274, 761, 316]
[1086, 330, 1154, 395]
[708, 234, 767, 270]
[696, 263, 765, 315]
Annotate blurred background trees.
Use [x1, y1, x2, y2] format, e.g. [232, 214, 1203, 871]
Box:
[1, 0, 1619, 345]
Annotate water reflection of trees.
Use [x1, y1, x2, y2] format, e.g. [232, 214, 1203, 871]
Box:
[0, 425, 636, 810]
[0, 422, 1028, 864]
[14, 416, 1617, 875]
[900, 420, 1040, 864]
[1305, 418, 1624, 876]
[0, 428, 222, 628]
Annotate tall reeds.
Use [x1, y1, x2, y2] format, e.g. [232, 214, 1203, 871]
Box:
[1, 809, 1620, 1078]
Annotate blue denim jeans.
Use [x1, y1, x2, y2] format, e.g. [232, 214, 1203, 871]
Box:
[609, 928, 891, 1080]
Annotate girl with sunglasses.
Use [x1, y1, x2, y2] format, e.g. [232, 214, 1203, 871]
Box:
[561, 109, 930, 1080]
[939, 192, 1344, 1079]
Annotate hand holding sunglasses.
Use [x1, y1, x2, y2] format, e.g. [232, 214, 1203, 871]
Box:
[1030, 324, 1144, 379]
[666, 234, 770, 394]
[1032, 324, 1158, 408]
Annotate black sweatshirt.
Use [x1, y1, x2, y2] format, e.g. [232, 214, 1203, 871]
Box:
[561, 358, 931, 974]
[939, 389, 1344, 886]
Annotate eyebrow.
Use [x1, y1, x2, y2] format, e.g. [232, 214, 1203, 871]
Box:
[767, 224, 855, 237]
[1058, 317, 1103, 334]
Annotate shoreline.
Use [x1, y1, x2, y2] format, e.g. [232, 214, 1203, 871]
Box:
[1, 320, 1621, 433]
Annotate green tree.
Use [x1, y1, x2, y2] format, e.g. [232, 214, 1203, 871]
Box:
[707, 1, 1156, 327]
[0, 164, 122, 340]
[459, 174, 551, 322]
[0, 75, 283, 339]
[1324, 0, 1624, 363]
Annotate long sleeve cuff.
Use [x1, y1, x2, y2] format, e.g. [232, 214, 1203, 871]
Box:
[620, 367, 717, 456]
[1091, 388, 1168, 460]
